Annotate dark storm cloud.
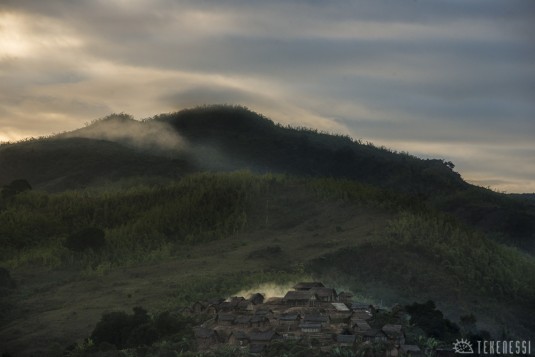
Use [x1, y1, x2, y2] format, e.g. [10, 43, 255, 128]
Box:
[0, 0, 533, 192]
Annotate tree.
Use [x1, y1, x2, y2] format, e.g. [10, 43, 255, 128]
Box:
[1, 179, 32, 200]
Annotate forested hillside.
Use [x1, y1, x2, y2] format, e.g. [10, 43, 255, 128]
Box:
[1, 106, 534, 355]
[1, 106, 533, 252]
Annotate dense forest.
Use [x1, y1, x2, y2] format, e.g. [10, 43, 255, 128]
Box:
[1, 106, 534, 356]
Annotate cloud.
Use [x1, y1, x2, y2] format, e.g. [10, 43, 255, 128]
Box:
[0, 0, 534, 192]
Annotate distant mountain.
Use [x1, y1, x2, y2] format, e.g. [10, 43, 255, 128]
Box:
[0, 105, 533, 252]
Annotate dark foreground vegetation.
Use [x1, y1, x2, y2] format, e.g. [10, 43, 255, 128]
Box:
[0, 106, 534, 355]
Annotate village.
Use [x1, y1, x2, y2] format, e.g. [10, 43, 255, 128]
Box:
[185, 282, 424, 356]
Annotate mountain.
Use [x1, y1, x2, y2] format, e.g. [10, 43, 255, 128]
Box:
[1, 105, 533, 252]
[1, 105, 534, 355]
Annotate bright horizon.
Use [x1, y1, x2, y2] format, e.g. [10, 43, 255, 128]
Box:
[1, 1, 534, 193]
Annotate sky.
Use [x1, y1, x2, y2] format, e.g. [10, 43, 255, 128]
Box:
[1, 0, 534, 193]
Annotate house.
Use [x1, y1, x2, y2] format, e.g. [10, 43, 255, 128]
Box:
[237, 300, 254, 311]
[303, 314, 330, 328]
[338, 291, 353, 303]
[254, 307, 274, 320]
[329, 303, 352, 323]
[234, 315, 252, 328]
[249, 292, 265, 305]
[336, 334, 357, 347]
[283, 290, 318, 306]
[277, 313, 301, 331]
[353, 320, 372, 333]
[281, 332, 301, 340]
[248, 330, 281, 346]
[217, 313, 236, 326]
[191, 301, 206, 314]
[382, 324, 405, 344]
[213, 326, 231, 343]
[350, 310, 373, 322]
[251, 315, 270, 328]
[299, 322, 322, 333]
[249, 344, 266, 354]
[293, 282, 325, 291]
[331, 302, 350, 312]
[219, 296, 246, 311]
[205, 305, 218, 316]
[194, 327, 220, 349]
[362, 329, 388, 343]
[310, 287, 337, 302]
[228, 330, 249, 347]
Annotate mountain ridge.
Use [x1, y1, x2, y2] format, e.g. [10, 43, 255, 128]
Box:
[1, 105, 534, 253]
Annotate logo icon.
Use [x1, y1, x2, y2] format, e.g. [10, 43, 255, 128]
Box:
[453, 339, 474, 354]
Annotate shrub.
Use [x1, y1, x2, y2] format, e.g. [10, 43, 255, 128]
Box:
[63, 227, 106, 252]
[90, 307, 150, 349]
[1, 179, 32, 200]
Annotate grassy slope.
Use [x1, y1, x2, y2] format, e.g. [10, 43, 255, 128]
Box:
[1, 105, 533, 252]
[1, 172, 534, 355]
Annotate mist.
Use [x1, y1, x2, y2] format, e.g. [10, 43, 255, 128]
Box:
[61, 114, 185, 155]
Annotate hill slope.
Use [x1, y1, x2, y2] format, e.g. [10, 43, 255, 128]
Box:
[0, 172, 534, 355]
[1, 105, 533, 252]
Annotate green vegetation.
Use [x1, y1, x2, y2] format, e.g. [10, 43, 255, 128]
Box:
[2, 105, 533, 251]
[405, 301, 460, 341]
[309, 211, 535, 303]
[64, 227, 106, 252]
[1, 105, 535, 355]
[1, 171, 534, 305]
[90, 307, 194, 350]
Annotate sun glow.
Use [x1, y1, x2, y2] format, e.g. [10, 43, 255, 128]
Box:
[0, 13, 33, 58]
[0, 12, 82, 59]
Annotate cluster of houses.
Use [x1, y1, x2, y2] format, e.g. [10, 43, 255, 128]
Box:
[184, 282, 424, 356]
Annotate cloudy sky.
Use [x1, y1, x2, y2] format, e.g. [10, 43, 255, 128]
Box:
[1, 0, 534, 193]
